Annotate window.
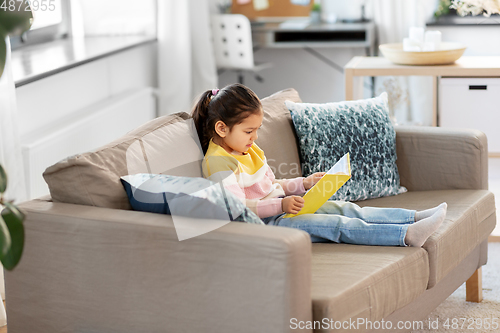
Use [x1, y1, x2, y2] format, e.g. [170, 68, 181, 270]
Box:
[10, 0, 69, 49]
[30, 0, 63, 29]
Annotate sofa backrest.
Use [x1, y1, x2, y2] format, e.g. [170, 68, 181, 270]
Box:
[43, 112, 203, 209]
[43, 88, 303, 209]
[256, 88, 303, 179]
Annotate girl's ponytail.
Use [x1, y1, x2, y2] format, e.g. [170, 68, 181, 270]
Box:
[191, 90, 213, 154]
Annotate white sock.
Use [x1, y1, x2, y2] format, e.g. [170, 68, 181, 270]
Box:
[414, 202, 447, 221]
[405, 205, 447, 247]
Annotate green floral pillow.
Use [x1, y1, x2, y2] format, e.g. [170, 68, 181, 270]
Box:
[286, 92, 406, 202]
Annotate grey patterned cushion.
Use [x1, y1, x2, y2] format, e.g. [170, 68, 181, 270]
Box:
[121, 173, 263, 224]
[285, 92, 406, 202]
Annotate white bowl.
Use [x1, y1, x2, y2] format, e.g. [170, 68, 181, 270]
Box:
[379, 42, 467, 65]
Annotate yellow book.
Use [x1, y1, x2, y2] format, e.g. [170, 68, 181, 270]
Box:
[284, 153, 351, 218]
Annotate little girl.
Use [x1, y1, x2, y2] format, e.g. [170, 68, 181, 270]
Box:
[192, 83, 447, 247]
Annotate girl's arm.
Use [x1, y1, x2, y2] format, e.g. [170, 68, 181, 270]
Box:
[274, 169, 326, 193]
[274, 177, 306, 196]
[206, 166, 284, 219]
[246, 198, 283, 219]
[218, 181, 284, 218]
[266, 166, 306, 196]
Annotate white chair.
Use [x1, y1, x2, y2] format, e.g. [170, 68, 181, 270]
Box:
[211, 14, 271, 85]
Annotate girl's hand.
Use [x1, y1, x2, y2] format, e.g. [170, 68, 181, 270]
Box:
[303, 172, 326, 190]
[282, 195, 305, 214]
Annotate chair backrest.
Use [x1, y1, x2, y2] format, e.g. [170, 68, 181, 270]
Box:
[211, 14, 255, 70]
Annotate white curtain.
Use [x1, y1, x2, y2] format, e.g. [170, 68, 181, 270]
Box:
[0, 37, 26, 203]
[157, 0, 218, 116]
[0, 36, 26, 326]
[368, 0, 437, 125]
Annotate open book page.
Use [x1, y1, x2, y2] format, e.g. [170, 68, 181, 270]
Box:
[283, 153, 351, 218]
[326, 153, 351, 176]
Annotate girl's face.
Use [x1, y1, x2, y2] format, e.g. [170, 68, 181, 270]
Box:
[215, 110, 263, 155]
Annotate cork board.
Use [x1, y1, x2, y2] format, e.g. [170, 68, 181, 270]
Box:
[231, 0, 312, 20]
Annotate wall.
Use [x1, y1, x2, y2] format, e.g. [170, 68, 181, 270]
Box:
[16, 43, 158, 199]
[438, 25, 500, 56]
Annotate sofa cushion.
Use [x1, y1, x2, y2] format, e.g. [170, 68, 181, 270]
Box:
[43, 112, 204, 209]
[286, 93, 407, 202]
[120, 173, 263, 225]
[255, 88, 302, 179]
[311, 243, 429, 325]
[356, 189, 496, 288]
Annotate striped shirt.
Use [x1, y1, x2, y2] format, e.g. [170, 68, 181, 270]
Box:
[202, 138, 306, 218]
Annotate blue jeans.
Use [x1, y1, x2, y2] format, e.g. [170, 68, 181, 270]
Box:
[261, 201, 416, 246]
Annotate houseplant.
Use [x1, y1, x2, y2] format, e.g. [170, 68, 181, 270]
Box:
[0, 4, 33, 270]
[0, 165, 25, 270]
[435, 0, 500, 19]
[310, 3, 321, 23]
[450, 0, 500, 16]
[0, 3, 32, 77]
[435, 0, 453, 18]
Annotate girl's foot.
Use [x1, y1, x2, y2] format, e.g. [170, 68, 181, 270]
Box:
[414, 202, 448, 221]
[405, 204, 447, 247]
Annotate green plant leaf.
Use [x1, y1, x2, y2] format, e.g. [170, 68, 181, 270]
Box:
[0, 5, 33, 36]
[1, 202, 25, 270]
[0, 33, 6, 81]
[0, 4, 33, 78]
[0, 163, 6, 194]
[0, 214, 12, 260]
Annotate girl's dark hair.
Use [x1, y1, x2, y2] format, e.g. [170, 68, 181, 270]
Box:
[191, 83, 262, 154]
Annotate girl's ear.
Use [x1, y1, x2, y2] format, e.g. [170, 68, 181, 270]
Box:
[214, 120, 227, 138]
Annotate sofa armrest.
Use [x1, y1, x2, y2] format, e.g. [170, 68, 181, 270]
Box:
[395, 126, 488, 191]
[6, 199, 313, 333]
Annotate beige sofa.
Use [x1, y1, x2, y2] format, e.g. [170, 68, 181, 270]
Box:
[5, 89, 496, 333]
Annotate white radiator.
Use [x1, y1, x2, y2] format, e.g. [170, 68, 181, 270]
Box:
[21, 87, 157, 200]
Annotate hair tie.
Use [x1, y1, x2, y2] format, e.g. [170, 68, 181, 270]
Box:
[212, 89, 219, 97]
